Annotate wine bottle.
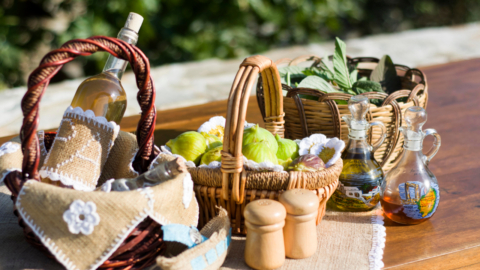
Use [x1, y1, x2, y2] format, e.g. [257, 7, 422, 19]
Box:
[70, 12, 144, 124]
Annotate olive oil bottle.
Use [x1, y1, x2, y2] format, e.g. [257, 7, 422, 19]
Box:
[380, 106, 441, 224]
[70, 12, 144, 124]
[328, 95, 387, 211]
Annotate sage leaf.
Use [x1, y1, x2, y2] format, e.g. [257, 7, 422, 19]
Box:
[297, 76, 341, 93]
[279, 66, 306, 86]
[333, 37, 352, 90]
[305, 67, 334, 81]
[320, 54, 334, 76]
[278, 66, 304, 76]
[352, 80, 384, 105]
[350, 69, 358, 84]
[370, 55, 401, 94]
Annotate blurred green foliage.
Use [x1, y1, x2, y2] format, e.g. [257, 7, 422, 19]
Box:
[1, 0, 480, 89]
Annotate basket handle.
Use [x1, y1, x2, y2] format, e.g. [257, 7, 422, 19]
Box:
[15, 36, 156, 184]
[221, 55, 283, 204]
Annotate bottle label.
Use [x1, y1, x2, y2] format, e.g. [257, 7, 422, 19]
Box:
[330, 181, 381, 210]
[399, 181, 440, 219]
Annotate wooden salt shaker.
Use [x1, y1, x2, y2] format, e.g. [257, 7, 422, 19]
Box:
[244, 199, 286, 270]
[279, 189, 319, 259]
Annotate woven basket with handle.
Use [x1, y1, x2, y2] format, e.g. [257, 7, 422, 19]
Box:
[257, 55, 428, 172]
[4, 36, 161, 269]
[189, 55, 342, 235]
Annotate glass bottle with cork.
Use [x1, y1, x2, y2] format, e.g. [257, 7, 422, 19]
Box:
[380, 106, 441, 224]
[328, 95, 386, 211]
[42, 13, 143, 187]
[70, 12, 144, 124]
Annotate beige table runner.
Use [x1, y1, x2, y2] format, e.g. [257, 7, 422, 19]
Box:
[0, 183, 385, 270]
[221, 209, 385, 270]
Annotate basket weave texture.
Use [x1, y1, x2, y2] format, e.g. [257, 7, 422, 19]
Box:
[257, 55, 428, 171]
[191, 55, 342, 235]
[4, 36, 160, 270]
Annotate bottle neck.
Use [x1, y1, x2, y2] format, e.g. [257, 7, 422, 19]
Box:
[397, 147, 425, 168]
[345, 136, 371, 153]
[102, 27, 139, 80]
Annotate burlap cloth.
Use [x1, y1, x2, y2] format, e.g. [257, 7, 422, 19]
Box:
[40, 107, 120, 191]
[220, 208, 385, 270]
[0, 178, 385, 270]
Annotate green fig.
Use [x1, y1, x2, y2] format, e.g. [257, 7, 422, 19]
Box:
[242, 140, 278, 164]
[275, 134, 299, 161]
[242, 124, 278, 154]
[278, 158, 293, 171]
[166, 131, 207, 165]
[200, 145, 223, 165]
[201, 132, 223, 151]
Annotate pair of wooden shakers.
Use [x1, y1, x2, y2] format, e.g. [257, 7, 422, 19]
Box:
[244, 189, 320, 270]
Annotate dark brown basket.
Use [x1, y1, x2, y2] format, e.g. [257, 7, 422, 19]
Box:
[257, 55, 428, 171]
[4, 36, 161, 269]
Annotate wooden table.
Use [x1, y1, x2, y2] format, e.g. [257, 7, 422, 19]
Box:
[1, 59, 479, 269]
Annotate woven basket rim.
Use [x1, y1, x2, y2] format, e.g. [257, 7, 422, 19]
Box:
[190, 158, 342, 191]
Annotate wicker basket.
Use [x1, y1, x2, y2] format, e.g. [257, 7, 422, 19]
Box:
[189, 55, 342, 235]
[4, 36, 160, 269]
[257, 55, 428, 171]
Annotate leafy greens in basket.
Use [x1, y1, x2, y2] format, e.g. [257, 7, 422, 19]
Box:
[278, 37, 402, 105]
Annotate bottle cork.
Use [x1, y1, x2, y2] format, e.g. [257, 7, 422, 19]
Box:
[244, 199, 286, 270]
[124, 12, 144, 33]
[279, 189, 319, 259]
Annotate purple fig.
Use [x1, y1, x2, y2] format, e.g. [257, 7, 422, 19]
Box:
[288, 154, 325, 172]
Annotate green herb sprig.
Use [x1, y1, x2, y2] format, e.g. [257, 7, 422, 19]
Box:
[278, 37, 402, 105]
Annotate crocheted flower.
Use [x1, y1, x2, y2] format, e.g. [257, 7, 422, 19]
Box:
[298, 134, 327, 156]
[63, 200, 100, 235]
[310, 137, 345, 168]
[197, 116, 255, 141]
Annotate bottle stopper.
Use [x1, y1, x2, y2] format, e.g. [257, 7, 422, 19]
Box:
[124, 12, 144, 33]
[402, 106, 427, 151]
[244, 199, 286, 270]
[279, 189, 319, 259]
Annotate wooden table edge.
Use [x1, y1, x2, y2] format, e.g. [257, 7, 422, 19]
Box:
[385, 244, 480, 270]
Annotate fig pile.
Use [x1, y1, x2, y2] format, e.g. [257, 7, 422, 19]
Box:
[165, 124, 327, 172]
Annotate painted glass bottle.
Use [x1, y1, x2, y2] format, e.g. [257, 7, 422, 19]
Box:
[381, 106, 441, 224]
[70, 12, 143, 124]
[328, 95, 386, 211]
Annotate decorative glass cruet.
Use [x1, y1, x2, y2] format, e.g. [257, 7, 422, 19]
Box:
[380, 106, 441, 224]
[328, 95, 386, 211]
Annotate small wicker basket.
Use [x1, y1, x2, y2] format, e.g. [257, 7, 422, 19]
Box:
[257, 55, 428, 171]
[189, 55, 342, 235]
[4, 36, 160, 269]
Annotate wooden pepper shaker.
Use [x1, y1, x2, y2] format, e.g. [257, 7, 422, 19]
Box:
[244, 199, 286, 270]
[279, 189, 319, 259]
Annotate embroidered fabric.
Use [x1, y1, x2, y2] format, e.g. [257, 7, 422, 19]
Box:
[369, 208, 386, 270]
[64, 106, 120, 137]
[198, 161, 221, 169]
[39, 106, 120, 191]
[159, 146, 197, 168]
[243, 156, 284, 172]
[183, 173, 194, 208]
[0, 142, 20, 157]
[100, 179, 115, 192]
